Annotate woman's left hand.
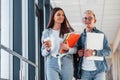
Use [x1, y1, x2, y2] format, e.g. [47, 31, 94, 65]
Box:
[60, 41, 69, 51]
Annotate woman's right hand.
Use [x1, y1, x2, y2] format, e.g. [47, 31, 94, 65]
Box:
[43, 40, 51, 51]
[78, 49, 84, 57]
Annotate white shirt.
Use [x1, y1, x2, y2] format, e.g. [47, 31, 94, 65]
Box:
[49, 29, 64, 70]
[50, 29, 63, 56]
[82, 57, 97, 71]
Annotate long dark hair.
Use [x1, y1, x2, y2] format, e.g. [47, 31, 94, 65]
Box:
[47, 7, 74, 38]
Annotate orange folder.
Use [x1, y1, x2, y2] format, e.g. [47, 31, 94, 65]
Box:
[60, 33, 80, 53]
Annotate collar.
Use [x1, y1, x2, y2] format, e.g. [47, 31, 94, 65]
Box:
[84, 27, 97, 33]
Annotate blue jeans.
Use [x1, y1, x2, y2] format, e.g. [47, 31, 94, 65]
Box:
[46, 55, 73, 80]
[80, 69, 106, 80]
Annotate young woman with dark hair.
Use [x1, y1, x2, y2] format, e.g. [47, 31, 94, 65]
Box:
[41, 7, 76, 80]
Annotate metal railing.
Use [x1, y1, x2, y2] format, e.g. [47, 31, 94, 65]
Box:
[0, 44, 38, 80]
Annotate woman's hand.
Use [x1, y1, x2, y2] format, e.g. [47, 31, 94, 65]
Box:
[60, 41, 69, 52]
[43, 40, 51, 51]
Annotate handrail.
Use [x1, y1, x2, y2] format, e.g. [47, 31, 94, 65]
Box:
[0, 44, 38, 68]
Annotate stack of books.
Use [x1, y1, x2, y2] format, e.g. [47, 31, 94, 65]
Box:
[60, 33, 80, 53]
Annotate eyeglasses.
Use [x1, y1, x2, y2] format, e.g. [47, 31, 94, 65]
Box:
[82, 16, 94, 21]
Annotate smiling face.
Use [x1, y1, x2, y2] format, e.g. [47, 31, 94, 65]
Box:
[82, 11, 96, 31]
[54, 10, 65, 24]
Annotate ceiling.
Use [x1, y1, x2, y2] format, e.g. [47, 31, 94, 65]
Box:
[50, 0, 120, 52]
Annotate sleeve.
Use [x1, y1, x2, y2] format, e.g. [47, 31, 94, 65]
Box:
[67, 47, 77, 54]
[41, 29, 51, 56]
